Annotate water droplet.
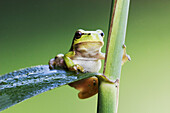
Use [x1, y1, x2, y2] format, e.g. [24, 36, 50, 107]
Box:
[0, 81, 7, 85]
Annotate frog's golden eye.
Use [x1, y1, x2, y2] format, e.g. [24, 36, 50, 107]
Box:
[74, 31, 82, 39]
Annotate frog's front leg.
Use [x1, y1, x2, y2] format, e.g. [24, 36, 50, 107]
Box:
[64, 51, 84, 73]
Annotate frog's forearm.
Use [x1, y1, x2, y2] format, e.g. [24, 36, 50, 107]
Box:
[64, 51, 75, 68]
[64, 51, 84, 72]
[65, 51, 75, 57]
[64, 56, 75, 68]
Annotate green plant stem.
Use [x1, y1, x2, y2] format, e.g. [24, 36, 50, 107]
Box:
[97, 0, 130, 113]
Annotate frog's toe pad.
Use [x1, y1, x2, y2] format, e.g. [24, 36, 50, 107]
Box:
[70, 64, 84, 73]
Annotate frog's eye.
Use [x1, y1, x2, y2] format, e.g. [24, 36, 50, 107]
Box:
[100, 32, 104, 37]
[96, 29, 104, 38]
[74, 31, 82, 39]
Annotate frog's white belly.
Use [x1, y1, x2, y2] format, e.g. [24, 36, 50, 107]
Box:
[72, 59, 101, 72]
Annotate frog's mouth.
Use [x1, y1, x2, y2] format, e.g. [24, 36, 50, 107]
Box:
[74, 41, 104, 47]
[75, 41, 103, 49]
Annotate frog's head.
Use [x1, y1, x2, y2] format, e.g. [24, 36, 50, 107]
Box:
[70, 29, 104, 51]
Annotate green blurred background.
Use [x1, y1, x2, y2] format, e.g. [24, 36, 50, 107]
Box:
[0, 0, 170, 113]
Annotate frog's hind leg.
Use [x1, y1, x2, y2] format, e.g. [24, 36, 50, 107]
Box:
[122, 44, 131, 65]
[69, 76, 98, 99]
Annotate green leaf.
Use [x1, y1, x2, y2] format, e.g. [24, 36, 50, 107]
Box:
[0, 65, 98, 111]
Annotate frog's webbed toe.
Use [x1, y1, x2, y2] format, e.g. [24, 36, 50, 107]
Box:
[122, 44, 131, 65]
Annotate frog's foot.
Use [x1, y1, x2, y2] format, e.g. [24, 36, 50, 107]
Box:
[97, 74, 114, 84]
[69, 64, 85, 73]
[122, 44, 131, 65]
[54, 54, 66, 67]
[48, 54, 66, 70]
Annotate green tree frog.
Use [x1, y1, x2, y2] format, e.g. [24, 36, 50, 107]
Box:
[49, 29, 130, 99]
